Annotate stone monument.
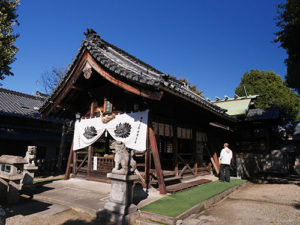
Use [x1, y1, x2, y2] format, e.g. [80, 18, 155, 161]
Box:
[98, 141, 138, 225]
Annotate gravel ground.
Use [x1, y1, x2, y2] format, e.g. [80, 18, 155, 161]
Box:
[183, 181, 300, 225]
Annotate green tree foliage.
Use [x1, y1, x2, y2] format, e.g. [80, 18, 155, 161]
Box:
[0, 0, 19, 79]
[235, 69, 300, 129]
[178, 78, 203, 97]
[275, 0, 300, 94]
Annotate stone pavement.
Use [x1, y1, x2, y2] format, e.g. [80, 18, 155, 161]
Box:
[4, 177, 166, 224]
[33, 178, 111, 217]
[4, 178, 113, 225]
[180, 176, 300, 225]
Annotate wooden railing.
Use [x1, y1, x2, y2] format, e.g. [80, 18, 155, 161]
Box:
[96, 156, 114, 174]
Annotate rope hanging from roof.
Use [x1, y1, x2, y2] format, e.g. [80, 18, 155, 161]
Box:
[99, 109, 116, 123]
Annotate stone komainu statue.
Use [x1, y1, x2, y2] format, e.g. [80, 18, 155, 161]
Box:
[110, 141, 136, 175]
[24, 146, 37, 165]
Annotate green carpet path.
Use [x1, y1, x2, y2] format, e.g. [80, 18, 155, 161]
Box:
[141, 178, 246, 217]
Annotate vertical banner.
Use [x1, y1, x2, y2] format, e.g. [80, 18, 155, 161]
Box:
[93, 156, 98, 171]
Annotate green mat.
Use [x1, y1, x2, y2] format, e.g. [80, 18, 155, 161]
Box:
[141, 178, 246, 217]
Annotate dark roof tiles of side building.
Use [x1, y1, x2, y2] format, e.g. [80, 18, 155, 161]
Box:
[0, 88, 61, 122]
[40, 29, 233, 120]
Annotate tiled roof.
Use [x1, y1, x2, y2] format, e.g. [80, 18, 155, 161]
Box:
[41, 29, 233, 119]
[0, 88, 60, 122]
[245, 108, 280, 121]
[214, 99, 252, 116]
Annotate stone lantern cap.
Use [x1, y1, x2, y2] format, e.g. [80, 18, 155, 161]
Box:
[0, 155, 27, 165]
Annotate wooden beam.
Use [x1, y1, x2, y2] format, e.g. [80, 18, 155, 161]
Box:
[73, 150, 77, 175]
[86, 53, 163, 101]
[134, 169, 146, 186]
[75, 154, 88, 174]
[145, 128, 150, 188]
[64, 141, 74, 180]
[213, 153, 220, 175]
[41, 51, 89, 118]
[149, 127, 166, 194]
[71, 85, 85, 91]
[177, 154, 195, 176]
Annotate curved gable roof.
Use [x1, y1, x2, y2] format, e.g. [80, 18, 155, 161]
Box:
[40, 29, 234, 121]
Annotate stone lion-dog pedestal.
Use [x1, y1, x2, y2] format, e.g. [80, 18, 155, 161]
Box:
[97, 141, 139, 225]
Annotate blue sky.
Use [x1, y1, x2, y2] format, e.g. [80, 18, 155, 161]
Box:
[2, 0, 286, 100]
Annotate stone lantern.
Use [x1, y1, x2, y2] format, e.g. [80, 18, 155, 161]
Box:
[0, 155, 27, 204]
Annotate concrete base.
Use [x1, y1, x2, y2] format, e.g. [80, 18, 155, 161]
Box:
[97, 209, 139, 225]
[104, 173, 138, 214]
[104, 201, 137, 215]
[98, 173, 138, 224]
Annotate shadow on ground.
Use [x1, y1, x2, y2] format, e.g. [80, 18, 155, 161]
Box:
[133, 183, 148, 205]
[3, 180, 57, 218]
[293, 201, 300, 210]
[62, 219, 111, 225]
[5, 197, 53, 218]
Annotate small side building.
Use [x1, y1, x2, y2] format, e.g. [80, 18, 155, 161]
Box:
[0, 88, 65, 167]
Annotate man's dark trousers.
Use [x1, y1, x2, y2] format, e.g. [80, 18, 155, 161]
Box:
[219, 164, 230, 182]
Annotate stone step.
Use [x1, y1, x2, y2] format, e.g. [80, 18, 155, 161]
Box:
[136, 219, 163, 225]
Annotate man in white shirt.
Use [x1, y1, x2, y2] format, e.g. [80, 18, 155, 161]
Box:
[219, 143, 232, 182]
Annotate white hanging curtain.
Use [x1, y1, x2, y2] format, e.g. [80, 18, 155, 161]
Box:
[73, 110, 149, 152]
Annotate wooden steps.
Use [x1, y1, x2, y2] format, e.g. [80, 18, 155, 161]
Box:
[152, 175, 181, 183]
[166, 179, 212, 193]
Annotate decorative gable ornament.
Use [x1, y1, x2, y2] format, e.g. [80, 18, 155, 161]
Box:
[83, 62, 92, 79]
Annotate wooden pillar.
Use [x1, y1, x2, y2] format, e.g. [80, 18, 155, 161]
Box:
[64, 141, 74, 180]
[73, 149, 77, 175]
[192, 128, 197, 175]
[87, 101, 96, 177]
[57, 122, 67, 171]
[172, 124, 179, 176]
[149, 127, 166, 194]
[145, 149, 150, 188]
[145, 127, 150, 188]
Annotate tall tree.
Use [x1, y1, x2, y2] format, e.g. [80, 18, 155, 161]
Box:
[275, 0, 300, 94]
[235, 69, 300, 130]
[0, 0, 19, 79]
